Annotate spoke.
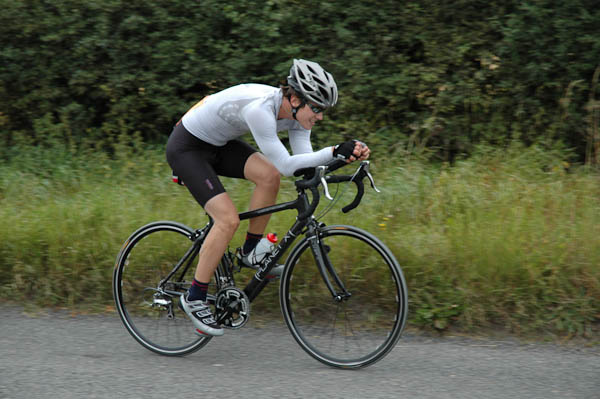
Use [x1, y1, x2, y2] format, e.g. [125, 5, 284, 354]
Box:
[343, 303, 361, 353]
[327, 302, 340, 353]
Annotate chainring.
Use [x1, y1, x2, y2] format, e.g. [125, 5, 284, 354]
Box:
[214, 287, 251, 329]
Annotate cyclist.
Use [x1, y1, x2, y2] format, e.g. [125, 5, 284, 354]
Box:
[166, 59, 370, 336]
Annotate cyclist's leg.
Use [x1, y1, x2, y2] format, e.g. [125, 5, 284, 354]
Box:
[167, 124, 238, 290]
[195, 193, 239, 282]
[243, 152, 281, 235]
[214, 140, 280, 237]
[166, 125, 238, 335]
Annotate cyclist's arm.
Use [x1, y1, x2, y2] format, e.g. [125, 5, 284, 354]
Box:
[244, 106, 333, 177]
[288, 127, 313, 154]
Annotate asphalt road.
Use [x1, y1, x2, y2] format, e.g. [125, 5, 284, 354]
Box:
[1, 305, 598, 399]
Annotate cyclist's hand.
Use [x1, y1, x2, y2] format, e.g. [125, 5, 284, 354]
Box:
[356, 141, 370, 161]
[334, 139, 366, 162]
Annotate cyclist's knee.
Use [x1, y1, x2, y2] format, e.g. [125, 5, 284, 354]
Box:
[214, 213, 240, 237]
[260, 165, 281, 190]
[251, 164, 280, 191]
[205, 193, 240, 236]
[245, 154, 281, 190]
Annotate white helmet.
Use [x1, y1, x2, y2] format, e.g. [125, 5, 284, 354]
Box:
[287, 59, 338, 108]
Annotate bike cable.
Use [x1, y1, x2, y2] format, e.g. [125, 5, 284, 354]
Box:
[314, 165, 362, 220]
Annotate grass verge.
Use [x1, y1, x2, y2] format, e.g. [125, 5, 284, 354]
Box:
[1, 141, 598, 339]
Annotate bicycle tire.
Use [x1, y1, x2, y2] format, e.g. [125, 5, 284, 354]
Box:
[113, 221, 214, 356]
[280, 225, 408, 368]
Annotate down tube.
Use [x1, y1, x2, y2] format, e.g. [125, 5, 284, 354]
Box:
[243, 219, 306, 301]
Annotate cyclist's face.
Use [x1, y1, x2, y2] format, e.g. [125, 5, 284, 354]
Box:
[294, 99, 324, 130]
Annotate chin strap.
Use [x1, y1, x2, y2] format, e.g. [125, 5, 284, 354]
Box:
[288, 95, 305, 120]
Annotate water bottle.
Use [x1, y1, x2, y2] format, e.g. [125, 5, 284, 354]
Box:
[252, 233, 278, 264]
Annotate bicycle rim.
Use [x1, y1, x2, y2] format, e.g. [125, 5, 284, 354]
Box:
[280, 225, 408, 368]
[113, 222, 211, 356]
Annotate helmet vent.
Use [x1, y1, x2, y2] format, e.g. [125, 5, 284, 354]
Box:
[319, 87, 329, 99]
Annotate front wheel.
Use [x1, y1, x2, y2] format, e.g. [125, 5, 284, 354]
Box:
[280, 225, 408, 369]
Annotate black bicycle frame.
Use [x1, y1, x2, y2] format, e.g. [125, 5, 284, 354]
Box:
[240, 188, 316, 301]
[160, 171, 351, 304]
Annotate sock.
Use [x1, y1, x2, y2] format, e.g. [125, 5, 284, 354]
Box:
[243, 232, 263, 255]
[187, 278, 209, 302]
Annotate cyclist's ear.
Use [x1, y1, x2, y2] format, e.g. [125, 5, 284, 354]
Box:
[289, 94, 303, 108]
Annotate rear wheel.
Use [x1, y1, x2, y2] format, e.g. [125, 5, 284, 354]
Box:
[280, 225, 408, 368]
[113, 221, 218, 356]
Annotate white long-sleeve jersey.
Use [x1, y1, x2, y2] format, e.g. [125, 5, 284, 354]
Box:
[181, 84, 334, 177]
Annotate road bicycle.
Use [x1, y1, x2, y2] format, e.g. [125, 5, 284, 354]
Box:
[112, 159, 408, 369]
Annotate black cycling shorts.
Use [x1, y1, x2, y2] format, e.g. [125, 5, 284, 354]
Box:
[166, 122, 257, 207]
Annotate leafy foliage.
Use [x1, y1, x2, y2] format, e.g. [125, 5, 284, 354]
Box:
[1, 0, 599, 163]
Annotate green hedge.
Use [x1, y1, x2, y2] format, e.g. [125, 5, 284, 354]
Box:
[1, 0, 599, 162]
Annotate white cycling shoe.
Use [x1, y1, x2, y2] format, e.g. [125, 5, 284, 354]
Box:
[180, 294, 224, 337]
[240, 247, 284, 278]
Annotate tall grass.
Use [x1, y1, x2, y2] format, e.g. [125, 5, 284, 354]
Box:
[1, 140, 598, 338]
[372, 145, 600, 337]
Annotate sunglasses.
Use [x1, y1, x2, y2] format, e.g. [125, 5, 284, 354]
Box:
[307, 103, 325, 114]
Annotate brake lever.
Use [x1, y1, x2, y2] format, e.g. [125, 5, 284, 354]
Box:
[361, 161, 381, 193]
[318, 166, 334, 200]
